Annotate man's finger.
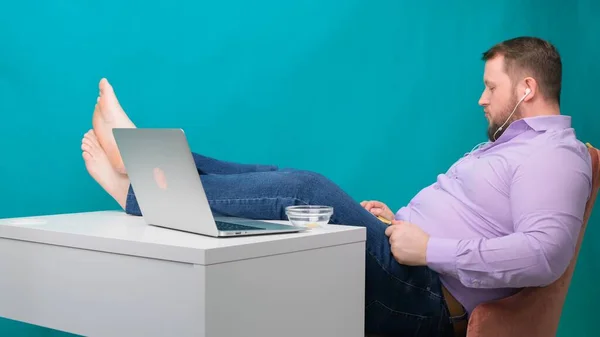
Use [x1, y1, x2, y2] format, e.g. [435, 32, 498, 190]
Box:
[370, 208, 381, 215]
[384, 224, 397, 236]
[391, 220, 404, 226]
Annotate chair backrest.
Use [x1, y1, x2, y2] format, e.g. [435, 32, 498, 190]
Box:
[537, 145, 600, 328]
[464, 145, 600, 337]
[560, 145, 600, 286]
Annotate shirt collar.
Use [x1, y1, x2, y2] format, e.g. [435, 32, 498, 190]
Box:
[521, 115, 572, 131]
[495, 115, 571, 143]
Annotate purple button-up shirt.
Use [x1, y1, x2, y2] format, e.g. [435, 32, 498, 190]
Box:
[394, 115, 593, 315]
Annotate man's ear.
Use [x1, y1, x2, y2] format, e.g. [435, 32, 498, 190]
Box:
[522, 77, 538, 102]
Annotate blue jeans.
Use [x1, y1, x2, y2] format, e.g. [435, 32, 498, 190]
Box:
[125, 153, 455, 336]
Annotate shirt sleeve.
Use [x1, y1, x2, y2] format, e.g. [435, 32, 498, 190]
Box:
[426, 143, 592, 289]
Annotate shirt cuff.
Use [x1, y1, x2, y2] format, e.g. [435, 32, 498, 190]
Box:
[426, 237, 459, 278]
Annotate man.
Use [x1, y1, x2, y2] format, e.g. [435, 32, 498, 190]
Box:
[82, 36, 592, 336]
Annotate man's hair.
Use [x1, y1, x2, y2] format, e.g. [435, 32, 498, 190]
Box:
[482, 36, 562, 104]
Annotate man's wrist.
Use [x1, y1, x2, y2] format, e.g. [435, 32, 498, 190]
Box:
[426, 237, 460, 277]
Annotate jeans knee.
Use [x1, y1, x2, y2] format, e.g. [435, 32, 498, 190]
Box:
[292, 170, 329, 187]
[288, 170, 335, 201]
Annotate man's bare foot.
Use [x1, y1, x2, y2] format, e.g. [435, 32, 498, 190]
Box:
[92, 78, 135, 174]
[82, 129, 130, 210]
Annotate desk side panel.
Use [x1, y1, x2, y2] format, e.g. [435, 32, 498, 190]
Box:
[0, 238, 205, 337]
[206, 242, 366, 337]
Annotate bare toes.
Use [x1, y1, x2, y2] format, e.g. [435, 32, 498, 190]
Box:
[81, 142, 92, 153]
[90, 135, 100, 147]
[82, 150, 93, 162]
[82, 136, 93, 147]
[84, 130, 100, 146]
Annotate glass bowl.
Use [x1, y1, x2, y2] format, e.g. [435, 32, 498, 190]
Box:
[285, 205, 334, 228]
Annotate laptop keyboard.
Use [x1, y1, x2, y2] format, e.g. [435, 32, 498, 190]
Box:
[215, 220, 264, 231]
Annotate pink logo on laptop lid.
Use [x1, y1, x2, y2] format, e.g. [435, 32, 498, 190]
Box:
[153, 167, 168, 190]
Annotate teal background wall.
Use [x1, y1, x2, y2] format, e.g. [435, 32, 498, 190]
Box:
[0, 1, 597, 336]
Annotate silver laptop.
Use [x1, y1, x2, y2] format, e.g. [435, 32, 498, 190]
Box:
[112, 128, 305, 237]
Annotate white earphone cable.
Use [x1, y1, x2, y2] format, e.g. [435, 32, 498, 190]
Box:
[492, 88, 531, 141]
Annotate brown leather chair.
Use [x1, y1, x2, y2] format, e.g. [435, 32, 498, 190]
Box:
[466, 144, 600, 337]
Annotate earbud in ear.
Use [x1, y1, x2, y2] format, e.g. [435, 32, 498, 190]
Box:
[525, 88, 531, 96]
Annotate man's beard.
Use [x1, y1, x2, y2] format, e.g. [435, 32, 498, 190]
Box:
[487, 94, 521, 141]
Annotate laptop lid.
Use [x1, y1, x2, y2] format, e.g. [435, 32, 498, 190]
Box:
[112, 128, 220, 236]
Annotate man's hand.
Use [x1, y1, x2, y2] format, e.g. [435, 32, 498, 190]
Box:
[360, 200, 394, 222]
[384, 220, 430, 266]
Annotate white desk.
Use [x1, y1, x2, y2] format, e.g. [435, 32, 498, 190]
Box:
[0, 211, 366, 337]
